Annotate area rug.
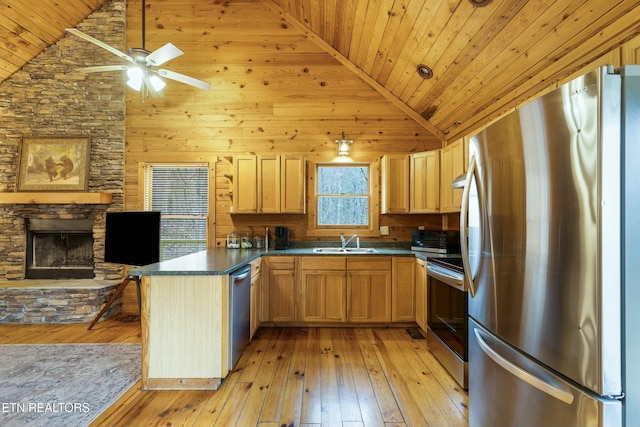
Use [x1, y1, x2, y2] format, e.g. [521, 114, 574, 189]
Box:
[0, 343, 141, 427]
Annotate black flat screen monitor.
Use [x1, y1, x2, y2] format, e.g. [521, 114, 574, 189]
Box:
[104, 211, 161, 266]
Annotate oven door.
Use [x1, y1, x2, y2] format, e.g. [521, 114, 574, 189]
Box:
[427, 271, 468, 361]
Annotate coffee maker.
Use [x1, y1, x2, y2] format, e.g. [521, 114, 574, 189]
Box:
[274, 226, 289, 250]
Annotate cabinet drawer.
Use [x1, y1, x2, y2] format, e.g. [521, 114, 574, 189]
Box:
[301, 256, 346, 270]
[265, 256, 295, 270]
[347, 257, 392, 271]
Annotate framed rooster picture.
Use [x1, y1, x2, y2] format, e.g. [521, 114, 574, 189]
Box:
[17, 137, 90, 191]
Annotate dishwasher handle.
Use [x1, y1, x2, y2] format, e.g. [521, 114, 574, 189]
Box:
[232, 268, 250, 283]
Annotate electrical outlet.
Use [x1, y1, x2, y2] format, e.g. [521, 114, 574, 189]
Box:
[380, 226, 389, 235]
[418, 225, 424, 230]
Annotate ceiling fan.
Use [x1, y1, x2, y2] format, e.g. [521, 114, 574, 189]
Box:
[66, 0, 210, 98]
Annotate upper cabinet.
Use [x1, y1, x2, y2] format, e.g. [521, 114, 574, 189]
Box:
[410, 150, 440, 213]
[439, 138, 465, 213]
[232, 155, 305, 214]
[381, 154, 410, 214]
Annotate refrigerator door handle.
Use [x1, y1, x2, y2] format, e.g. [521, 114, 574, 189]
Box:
[460, 156, 483, 297]
[474, 328, 575, 405]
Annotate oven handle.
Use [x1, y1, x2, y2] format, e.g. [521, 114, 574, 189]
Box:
[426, 264, 465, 292]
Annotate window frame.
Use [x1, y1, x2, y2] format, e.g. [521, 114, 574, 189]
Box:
[142, 162, 211, 260]
[307, 159, 380, 237]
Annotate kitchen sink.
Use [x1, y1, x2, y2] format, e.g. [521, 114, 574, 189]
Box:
[312, 247, 378, 254]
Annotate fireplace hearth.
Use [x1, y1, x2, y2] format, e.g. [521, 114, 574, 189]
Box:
[26, 219, 94, 279]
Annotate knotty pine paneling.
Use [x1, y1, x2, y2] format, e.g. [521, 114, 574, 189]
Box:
[124, 0, 442, 245]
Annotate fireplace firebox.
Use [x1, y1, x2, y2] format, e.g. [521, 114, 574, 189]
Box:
[26, 219, 94, 279]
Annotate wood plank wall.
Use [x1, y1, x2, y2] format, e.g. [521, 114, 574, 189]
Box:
[124, 0, 443, 245]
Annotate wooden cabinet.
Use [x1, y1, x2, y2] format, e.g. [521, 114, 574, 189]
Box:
[391, 257, 415, 322]
[250, 258, 262, 338]
[300, 256, 346, 322]
[381, 154, 410, 213]
[257, 155, 281, 213]
[265, 256, 296, 322]
[281, 155, 306, 213]
[410, 150, 440, 213]
[232, 155, 305, 214]
[232, 155, 257, 213]
[439, 138, 465, 213]
[347, 257, 392, 322]
[415, 258, 427, 332]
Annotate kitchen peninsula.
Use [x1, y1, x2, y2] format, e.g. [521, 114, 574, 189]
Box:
[129, 247, 434, 390]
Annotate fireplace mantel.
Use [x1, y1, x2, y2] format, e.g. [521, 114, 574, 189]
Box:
[0, 192, 113, 205]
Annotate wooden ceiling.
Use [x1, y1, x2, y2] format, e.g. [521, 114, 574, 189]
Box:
[1, 0, 640, 141]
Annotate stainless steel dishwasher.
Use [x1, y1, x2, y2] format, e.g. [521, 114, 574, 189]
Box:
[229, 265, 251, 370]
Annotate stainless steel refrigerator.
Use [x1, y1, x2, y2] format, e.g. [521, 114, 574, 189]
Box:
[461, 65, 640, 427]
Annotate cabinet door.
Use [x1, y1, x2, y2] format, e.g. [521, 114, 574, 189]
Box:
[347, 270, 391, 322]
[258, 155, 281, 213]
[281, 156, 306, 213]
[232, 155, 257, 213]
[440, 139, 464, 212]
[269, 269, 296, 322]
[301, 270, 346, 322]
[250, 260, 262, 338]
[381, 154, 410, 213]
[392, 257, 415, 322]
[415, 259, 427, 332]
[410, 151, 440, 213]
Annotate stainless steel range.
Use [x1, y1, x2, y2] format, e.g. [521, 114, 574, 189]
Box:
[426, 256, 467, 389]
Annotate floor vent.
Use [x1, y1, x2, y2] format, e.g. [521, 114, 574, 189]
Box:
[406, 327, 425, 339]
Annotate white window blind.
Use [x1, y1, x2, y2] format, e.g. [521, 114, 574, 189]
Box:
[143, 163, 208, 261]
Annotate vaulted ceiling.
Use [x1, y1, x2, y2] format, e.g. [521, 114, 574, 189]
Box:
[1, 0, 639, 141]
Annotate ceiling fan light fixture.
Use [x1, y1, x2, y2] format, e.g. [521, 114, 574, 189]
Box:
[126, 67, 144, 91]
[149, 75, 166, 92]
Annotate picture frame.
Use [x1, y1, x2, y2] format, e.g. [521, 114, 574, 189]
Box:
[17, 136, 91, 191]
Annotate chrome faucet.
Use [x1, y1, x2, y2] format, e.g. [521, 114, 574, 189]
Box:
[340, 233, 358, 249]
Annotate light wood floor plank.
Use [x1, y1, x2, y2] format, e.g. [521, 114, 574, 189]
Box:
[367, 329, 429, 427]
[354, 328, 405, 424]
[319, 327, 343, 426]
[332, 328, 364, 423]
[0, 316, 469, 427]
[301, 327, 322, 424]
[342, 328, 387, 427]
[277, 328, 308, 427]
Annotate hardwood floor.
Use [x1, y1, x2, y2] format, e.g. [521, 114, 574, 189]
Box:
[0, 315, 468, 427]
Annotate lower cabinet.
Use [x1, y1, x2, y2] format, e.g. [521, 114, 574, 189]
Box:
[300, 256, 346, 322]
[415, 258, 428, 332]
[250, 258, 262, 338]
[266, 256, 296, 322]
[347, 257, 392, 322]
[392, 257, 415, 321]
[263, 255, 416, 325]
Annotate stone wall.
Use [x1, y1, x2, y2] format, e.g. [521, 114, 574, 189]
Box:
[0, 0, 126, 280]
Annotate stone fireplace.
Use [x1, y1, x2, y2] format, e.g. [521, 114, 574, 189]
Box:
[26, 218, 95, 279]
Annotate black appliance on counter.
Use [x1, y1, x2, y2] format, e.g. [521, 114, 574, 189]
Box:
[274, 226, 289, 250]
[411, 229, 460, 254]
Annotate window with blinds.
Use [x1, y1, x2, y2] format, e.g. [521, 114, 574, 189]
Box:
[143, 163, 208, 261]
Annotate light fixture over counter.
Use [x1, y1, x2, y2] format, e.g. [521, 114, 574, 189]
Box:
[335, 132, 353, 156]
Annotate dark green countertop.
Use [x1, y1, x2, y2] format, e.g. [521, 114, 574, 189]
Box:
[128, 247, 454, 276]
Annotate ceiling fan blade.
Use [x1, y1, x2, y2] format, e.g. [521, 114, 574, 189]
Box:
[156, 69, 211, 90]
[66, 28, 134, 64]
[74, 65, 129, 73]
[146, 43, 184, 66]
